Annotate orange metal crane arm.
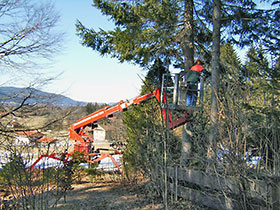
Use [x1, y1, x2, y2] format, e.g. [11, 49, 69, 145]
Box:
[68, 87, 190, 144]
[70, 89, 159, 131]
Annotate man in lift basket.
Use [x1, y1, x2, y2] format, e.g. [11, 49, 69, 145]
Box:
[186, 59, 210, 106]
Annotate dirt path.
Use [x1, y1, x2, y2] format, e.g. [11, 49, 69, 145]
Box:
[54, 181, 163, 210]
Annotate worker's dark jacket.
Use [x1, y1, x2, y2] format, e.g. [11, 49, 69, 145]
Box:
[186, 64, 204, 83]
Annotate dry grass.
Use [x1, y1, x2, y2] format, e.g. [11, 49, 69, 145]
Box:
[54, 175, 163, 210]
[51, 173, 209, 210]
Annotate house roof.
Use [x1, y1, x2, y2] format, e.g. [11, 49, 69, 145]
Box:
[37, 136, 56, 143]
[11, 121, 21, 126]
[17, 131, 56, 143]
[17, 131, 42, 137]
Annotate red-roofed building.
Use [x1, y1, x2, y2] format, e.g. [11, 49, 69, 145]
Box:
[16, 131, 57, 145]
[37, 136, 56, 144]
[16, 131, 43, 145]
[17, 131, 42, 137]
[8, 120, 22, 128]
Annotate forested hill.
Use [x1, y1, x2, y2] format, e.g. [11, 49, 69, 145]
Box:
[0, 87, 86, 107]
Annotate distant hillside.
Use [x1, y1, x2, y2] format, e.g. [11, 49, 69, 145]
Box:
[0, 87, 86, 107]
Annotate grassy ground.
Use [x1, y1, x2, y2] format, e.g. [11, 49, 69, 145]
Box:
[51, 173, 208, 210]
[0, 173, 207, 210]
[54, 181, 163, 210]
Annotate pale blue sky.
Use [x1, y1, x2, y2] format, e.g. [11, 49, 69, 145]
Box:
[48, 0, 145, 103]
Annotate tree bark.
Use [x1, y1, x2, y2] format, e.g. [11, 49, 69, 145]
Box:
[208, 0, 221, 161]
[182, 0, 194, 79]
[180, 0, 194, 165]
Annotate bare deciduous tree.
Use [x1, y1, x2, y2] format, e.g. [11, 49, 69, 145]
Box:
[0, 1, 75, 209]
[0, 0, 63, 70]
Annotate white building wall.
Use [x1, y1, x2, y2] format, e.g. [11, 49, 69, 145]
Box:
[93, 127, 106, 142]
[15, 136, 30, 145]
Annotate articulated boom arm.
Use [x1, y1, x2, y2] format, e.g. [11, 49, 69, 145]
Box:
[69, 87, 192, 144]
[30, 87, 192, 173]
[69, 88, 162, 143]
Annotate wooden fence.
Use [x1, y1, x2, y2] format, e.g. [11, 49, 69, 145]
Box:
[166, 166, 280, 210]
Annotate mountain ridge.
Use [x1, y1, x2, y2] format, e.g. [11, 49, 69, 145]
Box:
[0, 86, 87, 106]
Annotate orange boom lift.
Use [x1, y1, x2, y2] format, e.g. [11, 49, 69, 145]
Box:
[30, 72, 202, 173]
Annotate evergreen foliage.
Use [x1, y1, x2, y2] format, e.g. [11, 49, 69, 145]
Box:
[77, 0, 280, 69]
[76, 0, 215, 69]
[76, 0, 180, 67]
[242, 46, 280, 169]
[123, 59, 180, 179]
[85, 102, 107, 115]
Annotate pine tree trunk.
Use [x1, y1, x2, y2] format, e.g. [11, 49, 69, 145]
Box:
[182, 0, 194, 79]
[208, 0, 221, 161]
[180, 0, 194, 165]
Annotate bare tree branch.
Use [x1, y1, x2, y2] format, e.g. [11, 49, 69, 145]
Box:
[0, 0, 64, 69]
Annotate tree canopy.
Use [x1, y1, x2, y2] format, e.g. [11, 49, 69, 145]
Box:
[76, 0, 279, 71]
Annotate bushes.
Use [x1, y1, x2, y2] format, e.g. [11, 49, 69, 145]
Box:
[0, 152, 76, 209]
